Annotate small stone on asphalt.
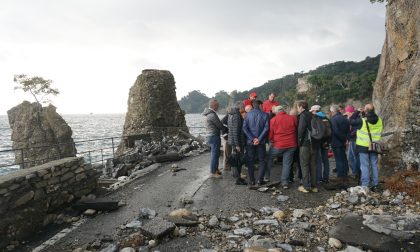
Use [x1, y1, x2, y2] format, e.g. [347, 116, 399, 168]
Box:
[276, 195, 289, 202]
[328, 237, 343, 249]
[83, 209, 96, 216]
[233, 227, 253, 236]
[208, 215, 219, 227]
[140, 217, 176, 238]
[139, 207, 156, 219]
[125, 220, 142, 229]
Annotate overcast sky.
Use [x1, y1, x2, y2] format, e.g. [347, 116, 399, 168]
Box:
[0, 0, 386, 115]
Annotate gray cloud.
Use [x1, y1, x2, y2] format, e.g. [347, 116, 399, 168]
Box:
[0, 0, 386, 114]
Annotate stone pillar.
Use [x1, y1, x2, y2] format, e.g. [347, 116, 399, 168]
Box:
[7, 102, 76, 168]
[118, 69, 189, 154]
[372, 0, 420, 174]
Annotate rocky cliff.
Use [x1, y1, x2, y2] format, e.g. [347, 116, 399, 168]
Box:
[7, 102, 75, 168]
[372, 0, 420, 174]
[296, 76, 311, 94]
[118, 70, 189, 154]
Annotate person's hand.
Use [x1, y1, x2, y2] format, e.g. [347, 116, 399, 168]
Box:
[235, 146, 241, 152]
[253, 138, 260, 145]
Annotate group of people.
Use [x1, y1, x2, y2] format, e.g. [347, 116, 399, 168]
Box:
[202, 92, 383, 192]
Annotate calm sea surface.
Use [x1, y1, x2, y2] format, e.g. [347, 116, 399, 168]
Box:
[0, 114, 205, 175]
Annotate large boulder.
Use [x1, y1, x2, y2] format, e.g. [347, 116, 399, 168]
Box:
[372, 0, 420, 174]
[7, 101, 75, 168]
[117, 70, 189, 154]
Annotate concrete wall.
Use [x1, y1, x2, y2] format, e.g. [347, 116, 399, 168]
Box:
[0, 157, 99, 249]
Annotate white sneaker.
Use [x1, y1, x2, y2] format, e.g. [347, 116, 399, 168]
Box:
[298, 186, 309, 193]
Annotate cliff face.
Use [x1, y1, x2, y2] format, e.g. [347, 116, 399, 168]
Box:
[296, 76, 311, 94]
[7, 102, 75, 168]
[372, 0, 420, 174]
[118, 69, 189, 153]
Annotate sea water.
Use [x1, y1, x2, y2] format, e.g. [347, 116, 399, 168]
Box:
[0, 114, 206, 175]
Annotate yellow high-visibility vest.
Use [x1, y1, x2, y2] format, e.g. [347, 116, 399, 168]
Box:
[356, 118, 383, 147]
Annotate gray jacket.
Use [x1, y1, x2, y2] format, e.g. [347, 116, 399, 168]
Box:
[202, 108, 224, 137]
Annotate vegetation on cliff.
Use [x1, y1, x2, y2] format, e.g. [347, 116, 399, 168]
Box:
[179, 55, 380, 113]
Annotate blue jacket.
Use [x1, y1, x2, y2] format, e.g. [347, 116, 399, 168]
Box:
[331, 112, 350, 148]
[242, 108, 269, 145]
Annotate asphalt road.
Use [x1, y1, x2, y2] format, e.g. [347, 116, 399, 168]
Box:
[24, 152, 339, 252]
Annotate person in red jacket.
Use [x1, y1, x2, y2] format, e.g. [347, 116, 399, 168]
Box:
[262, 92, 279, 114]
[243, 92, 257, 107]
[266, 105, 298, 188]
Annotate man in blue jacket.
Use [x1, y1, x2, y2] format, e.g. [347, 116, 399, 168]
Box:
[242, 100, 269, 186]
[330, 104, 350, 188]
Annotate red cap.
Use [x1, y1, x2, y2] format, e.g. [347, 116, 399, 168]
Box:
[249, 92, 257, 98]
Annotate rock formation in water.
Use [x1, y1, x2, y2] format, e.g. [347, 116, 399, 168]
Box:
[7, 101, 76, 168]
[372, 0, 419, 174]
[117, 69, 189, 154]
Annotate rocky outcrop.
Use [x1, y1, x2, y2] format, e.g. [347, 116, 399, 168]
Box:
[372, 0, 420, 174]
[296, 76, 311, 94]
[7, 101, 75, 168]
[117, 70, 189, 153]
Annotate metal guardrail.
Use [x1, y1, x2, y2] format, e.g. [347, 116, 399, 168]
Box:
[0, 126, 206, 171]
[0, 136, 122, 169]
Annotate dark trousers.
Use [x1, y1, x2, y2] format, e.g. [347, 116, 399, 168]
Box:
[299, 146, 317, 189]
[290, 148, 302, 181]
[332, 146, 349, 178]
[246, 144, 267, 183]
[223, 138, 232, 170]
[232, 165, 243, 182]
[231, 149, 244, 181]
[316, 148, 330, 181]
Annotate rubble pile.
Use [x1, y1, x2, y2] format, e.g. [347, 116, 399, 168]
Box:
[70, 186, 418, 252]
[184, 187, 419, 251]
[103, 134, 207, 184]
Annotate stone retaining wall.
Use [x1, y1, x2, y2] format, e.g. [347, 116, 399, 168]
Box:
[0, 157, 99, 249]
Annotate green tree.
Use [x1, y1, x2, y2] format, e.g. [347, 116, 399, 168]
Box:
[178, 90, 209, 113]
[14, 74, 59, 105]
[214, 90, 230, 109]
[283, 89, 297, 107]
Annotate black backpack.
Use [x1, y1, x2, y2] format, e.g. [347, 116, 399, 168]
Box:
[311, 116, 326, 140]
